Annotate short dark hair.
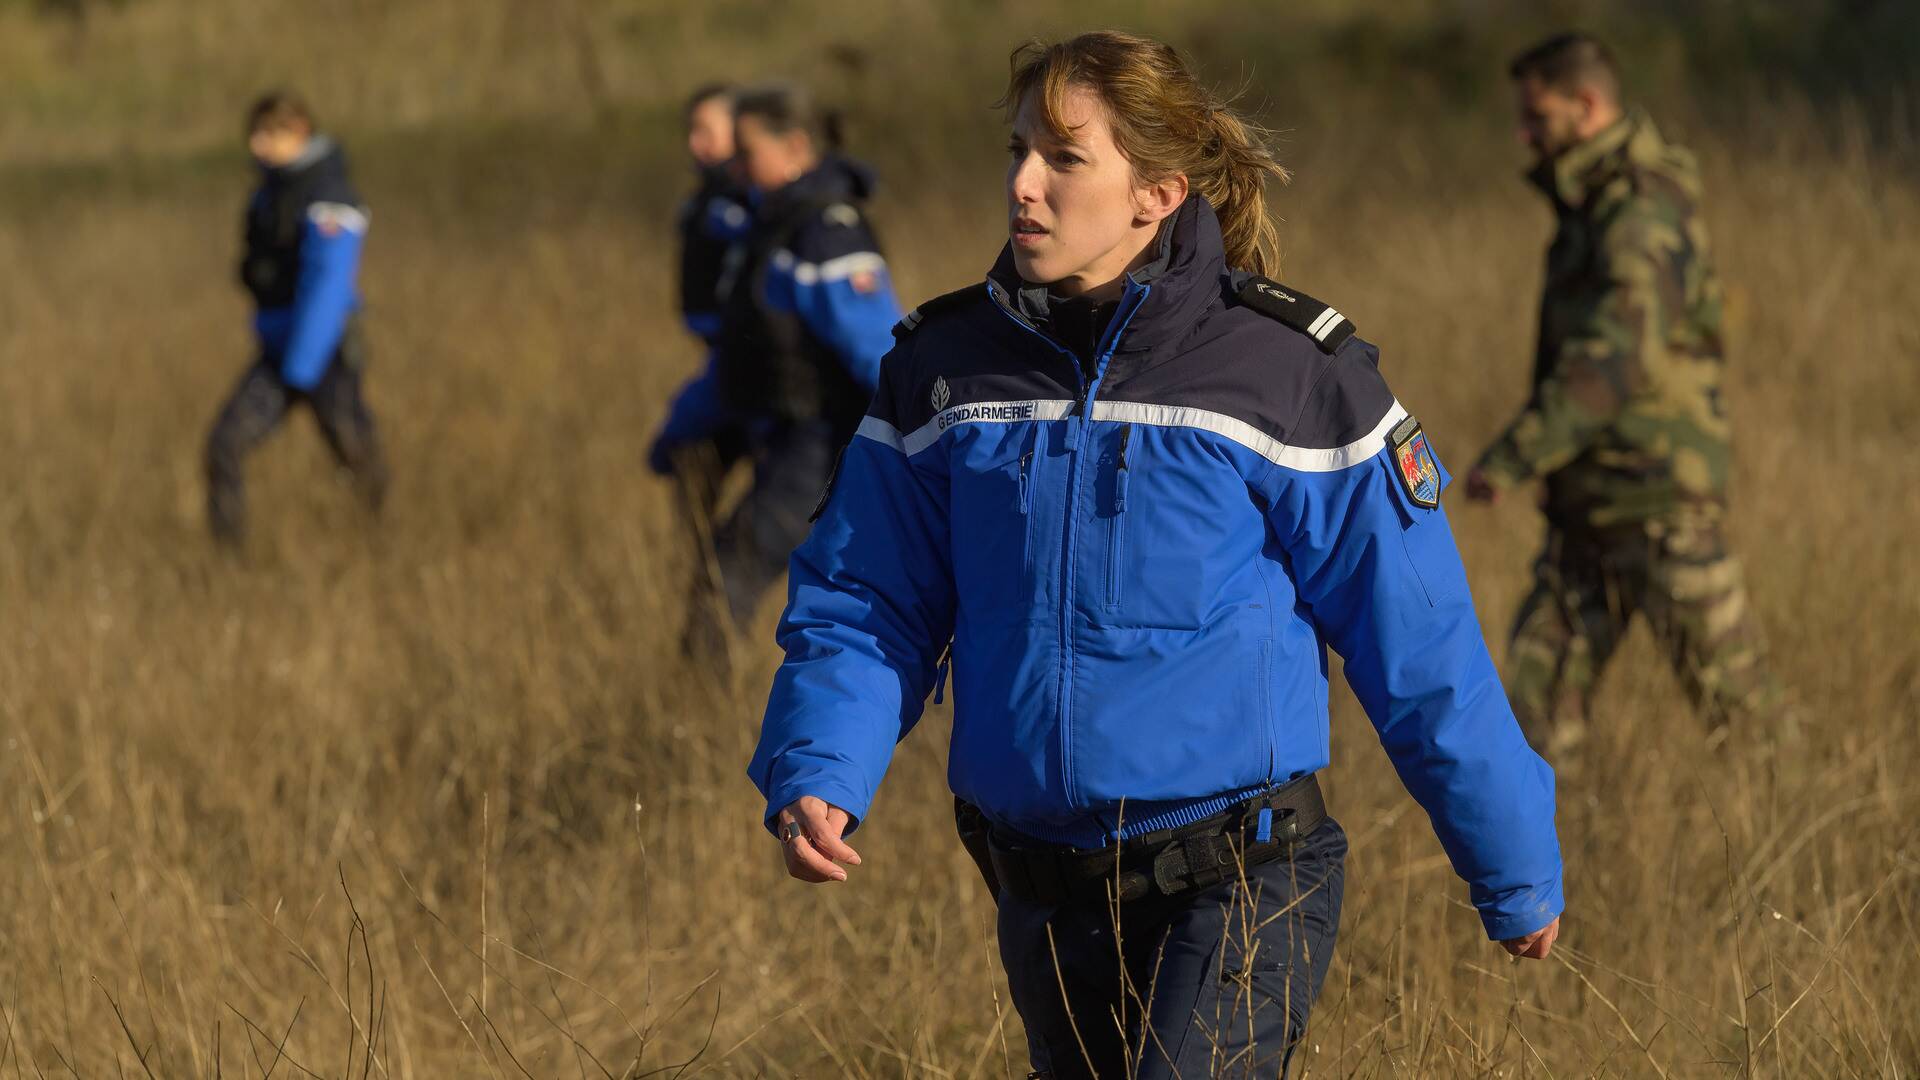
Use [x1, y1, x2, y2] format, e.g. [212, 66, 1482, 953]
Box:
[683, 82, 734, 121]
[1508, 32, 1620, 101]
[732, 81, 844, 152]
[247, 91, 314, 134]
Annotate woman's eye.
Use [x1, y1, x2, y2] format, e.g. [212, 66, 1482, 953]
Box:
[1053, 152, 1082, 168]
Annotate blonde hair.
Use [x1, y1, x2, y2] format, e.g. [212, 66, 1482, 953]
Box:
[1002, 31, 1288, 276]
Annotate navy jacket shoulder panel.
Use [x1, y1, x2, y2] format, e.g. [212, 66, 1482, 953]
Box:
[1290, 335, 1394, 452]
[788, 204, 883, 262]
[303, 170, 361, 209]
[1106, 297, 1385, 452]
[879, 283, 1075, 438]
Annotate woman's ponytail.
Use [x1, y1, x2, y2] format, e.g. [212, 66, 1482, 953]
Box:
[1193, 105, 1287, 277]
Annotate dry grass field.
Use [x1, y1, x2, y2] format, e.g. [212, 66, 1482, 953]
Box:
[1, 1, 1917, 1075]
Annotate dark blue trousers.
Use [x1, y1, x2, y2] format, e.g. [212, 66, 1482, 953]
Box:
[709, 418, 840, 623]
[205, 334, 386, 545]
[998, 818, 1346, 1079]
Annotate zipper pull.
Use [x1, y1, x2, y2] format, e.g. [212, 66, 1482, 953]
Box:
[1114, 424, 1132, 512]
[1018, 450, 1033, 513]
[932, 640, 954, 705]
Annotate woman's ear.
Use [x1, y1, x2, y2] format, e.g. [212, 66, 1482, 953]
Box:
[1134, 173, 1189, 225]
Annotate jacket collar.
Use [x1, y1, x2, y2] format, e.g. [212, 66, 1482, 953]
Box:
[262, 133, 339, 183]
[985, 195, 1230, 366]
[1528, 108, 1663, 210]
[754, 154, 876, 224]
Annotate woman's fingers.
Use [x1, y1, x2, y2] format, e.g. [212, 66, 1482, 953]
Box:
[806, 804, 862, 866]
[1526, 920, 1559, 958]
[783, 835, 846, 882]
[776, 799, 860, 882]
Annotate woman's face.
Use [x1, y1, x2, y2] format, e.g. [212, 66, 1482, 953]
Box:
[248, 123, 310, 168]
[734, 113, 816, 194]
[685, 96, 735, 169]
[1006, 85, 1170, 297]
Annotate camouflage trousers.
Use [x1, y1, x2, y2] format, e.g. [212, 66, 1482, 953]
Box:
[1507, 517, 1778, 748]
[205, 335, 388, 545]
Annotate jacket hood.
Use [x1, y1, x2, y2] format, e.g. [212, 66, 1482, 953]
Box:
[263, 134, 347, 185]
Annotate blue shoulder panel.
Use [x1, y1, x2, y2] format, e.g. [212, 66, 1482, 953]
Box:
[761, 211, 903, 395]
[279, 204, 367, 390]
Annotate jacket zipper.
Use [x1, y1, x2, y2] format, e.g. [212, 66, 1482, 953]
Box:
[985, 276, 1150, 813]
[1056, 282, 1149, 809]
[1107, 423, 1132, 608]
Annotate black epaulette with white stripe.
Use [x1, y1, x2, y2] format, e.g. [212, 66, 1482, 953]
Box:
[895, 282, 989, 338]
[1234, 275, 1356, 353]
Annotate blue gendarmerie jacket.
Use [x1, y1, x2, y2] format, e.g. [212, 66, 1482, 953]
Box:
[651, 157, 902, 472]
[677, 164, 752, 345]
[239, 135, 368, 391]
[748, 197, 1563, 940]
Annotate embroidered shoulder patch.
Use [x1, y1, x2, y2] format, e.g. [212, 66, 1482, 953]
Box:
[1388, 415, 1440, 509]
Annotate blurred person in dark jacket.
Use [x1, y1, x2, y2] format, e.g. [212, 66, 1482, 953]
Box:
[651, 84, 756, 520]
[207, 92, 386, 546]
[666, 82, 904, 656]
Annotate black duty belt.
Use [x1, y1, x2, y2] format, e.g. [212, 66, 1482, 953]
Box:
[964, 774, 1327, 907]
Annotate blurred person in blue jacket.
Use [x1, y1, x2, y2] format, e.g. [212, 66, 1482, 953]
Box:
[650, 83, 756, 517]
[748, 33, 1563, 1078]
[668, 82, 903, 649]
[206, 92, 386, 546]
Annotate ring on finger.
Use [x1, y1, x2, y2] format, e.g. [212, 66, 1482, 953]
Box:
[778, 821, 806, 844]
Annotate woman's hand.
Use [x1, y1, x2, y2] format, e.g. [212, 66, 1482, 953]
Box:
[774, 796, 863, 883]
[1501, 915, 1560, 960]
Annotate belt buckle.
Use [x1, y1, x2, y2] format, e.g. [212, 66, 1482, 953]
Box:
[1150, 841, 1189, 896]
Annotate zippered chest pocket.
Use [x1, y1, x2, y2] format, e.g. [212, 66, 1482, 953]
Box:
[1018, 441, 1041, 577]
[1103, 423, 1133, 609]
[947, 423, 1047, 613]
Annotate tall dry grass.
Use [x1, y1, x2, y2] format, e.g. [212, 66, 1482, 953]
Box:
[1, 1, 1917, 1075]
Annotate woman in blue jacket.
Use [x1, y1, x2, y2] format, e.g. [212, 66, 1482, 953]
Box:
[666, 83, 904, 647]
[649, 83, 754, 518]
[749, 33, 1563, 1077]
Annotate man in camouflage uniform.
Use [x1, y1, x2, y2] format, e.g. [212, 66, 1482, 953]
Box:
[1467, 33, 1778, 751]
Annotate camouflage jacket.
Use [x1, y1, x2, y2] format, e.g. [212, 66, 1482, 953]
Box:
[1475, 110, 1731, 529]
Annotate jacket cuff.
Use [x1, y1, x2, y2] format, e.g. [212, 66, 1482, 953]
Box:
[760, 776, 872, 838]
[1477, 877, 1564, 941]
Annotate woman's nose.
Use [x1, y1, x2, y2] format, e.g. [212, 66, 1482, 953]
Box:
[1007, 154, 1043, 203]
